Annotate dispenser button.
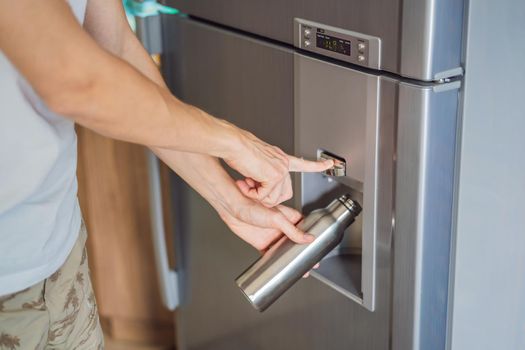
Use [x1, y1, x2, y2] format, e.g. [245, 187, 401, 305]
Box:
[318, 151, 346, 177]
[358, 42, 366, 51]
[358, 55, 366, 62]
[304, 28, 311, 38]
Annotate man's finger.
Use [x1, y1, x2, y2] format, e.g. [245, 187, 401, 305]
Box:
[261, 180, 284, 207]
[271, 212, 314, 244]
[275, 174, 293, 204]
[235, 179, 259, 200]
[288, 155, 334, 173]
[236, 178, 278, 203]
[234, 201, 313, 244]
[223, 210, 282, 251]
[263, 175, 292, 207]
[245, 177, 256, 187]
[276, 205, 303, 224]
[255, 179, 280, 201]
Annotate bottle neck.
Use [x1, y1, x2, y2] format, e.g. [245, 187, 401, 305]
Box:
[326, 199, 357, 228]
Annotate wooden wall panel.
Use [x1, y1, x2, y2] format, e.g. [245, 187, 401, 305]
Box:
[76, 126, 175, 346]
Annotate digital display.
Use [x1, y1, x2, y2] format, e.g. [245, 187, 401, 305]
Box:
[316, 32, 351, 56]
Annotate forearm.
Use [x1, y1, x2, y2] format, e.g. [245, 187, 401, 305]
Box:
[111, 19, 239, 215]
[82, 0, 165, 88]
[0, 0, 238, 157]
[152, 147, 240, 218]
[51, 38, 237, 157]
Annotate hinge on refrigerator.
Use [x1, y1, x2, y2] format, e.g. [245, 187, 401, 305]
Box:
[124, 0, 180, 55]
[434, 66, 464, 82]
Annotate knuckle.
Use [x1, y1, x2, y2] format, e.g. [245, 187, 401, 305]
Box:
[287, 227, 301, 240]
[272, 145, 285, 154]
[231, 207, 242, 220]
[230, 203, 245, 221]
[282, 156, 290, 168]
[267, 199, 278, 208]
[285, 185, 294, 199]
[295, 230, 305, 240]
[257, 191, 268, 201]
[279, 162, 289, 173]
[263, 198, 276, 208]
[267, 169, 281, 182]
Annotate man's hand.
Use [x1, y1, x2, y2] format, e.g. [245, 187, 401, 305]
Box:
[218, 198, 313, 251]
[153, 148, 317, 249]
[225, 129, 334, 208]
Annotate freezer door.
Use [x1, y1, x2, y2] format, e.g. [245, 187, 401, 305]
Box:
[162, 0, 464, 81]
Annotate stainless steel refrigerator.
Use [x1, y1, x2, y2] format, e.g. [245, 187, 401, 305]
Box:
[149, 1, 466, 349]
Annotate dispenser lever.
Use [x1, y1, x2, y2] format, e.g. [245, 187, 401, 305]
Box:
[318, 150, 346, 177]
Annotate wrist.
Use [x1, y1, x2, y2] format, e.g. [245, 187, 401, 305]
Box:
[209, 117, 245, 161]
[207, 180, 242, 215]
[206, 172, 247, 218]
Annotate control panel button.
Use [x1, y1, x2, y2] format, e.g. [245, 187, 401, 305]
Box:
[358, 42, 366, 51]
[304, 40, 311, 47]
[358, 55, 366, 62]
[304, 28, 311, 38]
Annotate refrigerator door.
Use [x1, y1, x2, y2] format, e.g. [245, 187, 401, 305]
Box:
[161, 15, 460, 350]
[162, 16, 390, 350]
[162, 0, 464, 81]
[392, 80, 460, 350]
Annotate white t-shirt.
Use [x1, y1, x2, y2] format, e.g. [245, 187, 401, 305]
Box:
[0, 0, 88, 296]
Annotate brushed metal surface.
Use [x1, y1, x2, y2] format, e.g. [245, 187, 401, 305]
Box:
[135, 15, 163, 54]
[163, 0, 401, 74]
[294, 53, 381, 310]
[162, 16, 294, 154]
[400, 0, 464, 80]
[392, 81, 460, 350]
[163, 0, 464, 81]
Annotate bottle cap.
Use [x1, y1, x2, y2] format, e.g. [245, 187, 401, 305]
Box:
[338, 194, 362, 215]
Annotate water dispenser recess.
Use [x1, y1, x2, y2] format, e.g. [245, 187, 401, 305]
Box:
[294, 51, 395, 312]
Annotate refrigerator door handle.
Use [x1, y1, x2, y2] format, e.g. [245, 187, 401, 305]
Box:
[146, 150, 180, 311]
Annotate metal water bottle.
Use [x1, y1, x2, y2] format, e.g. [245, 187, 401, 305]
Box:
[236, 194, 362, 311]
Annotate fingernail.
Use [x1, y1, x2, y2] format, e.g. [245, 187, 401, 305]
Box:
[304, 234, 315, 242]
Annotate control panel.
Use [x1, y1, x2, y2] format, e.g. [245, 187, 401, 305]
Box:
[294, 18, 381, 69]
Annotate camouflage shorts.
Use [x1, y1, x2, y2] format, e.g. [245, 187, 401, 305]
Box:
[0, 222, 104, 349]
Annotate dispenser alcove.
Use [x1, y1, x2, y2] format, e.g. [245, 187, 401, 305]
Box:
[294, 53, 396, 311]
